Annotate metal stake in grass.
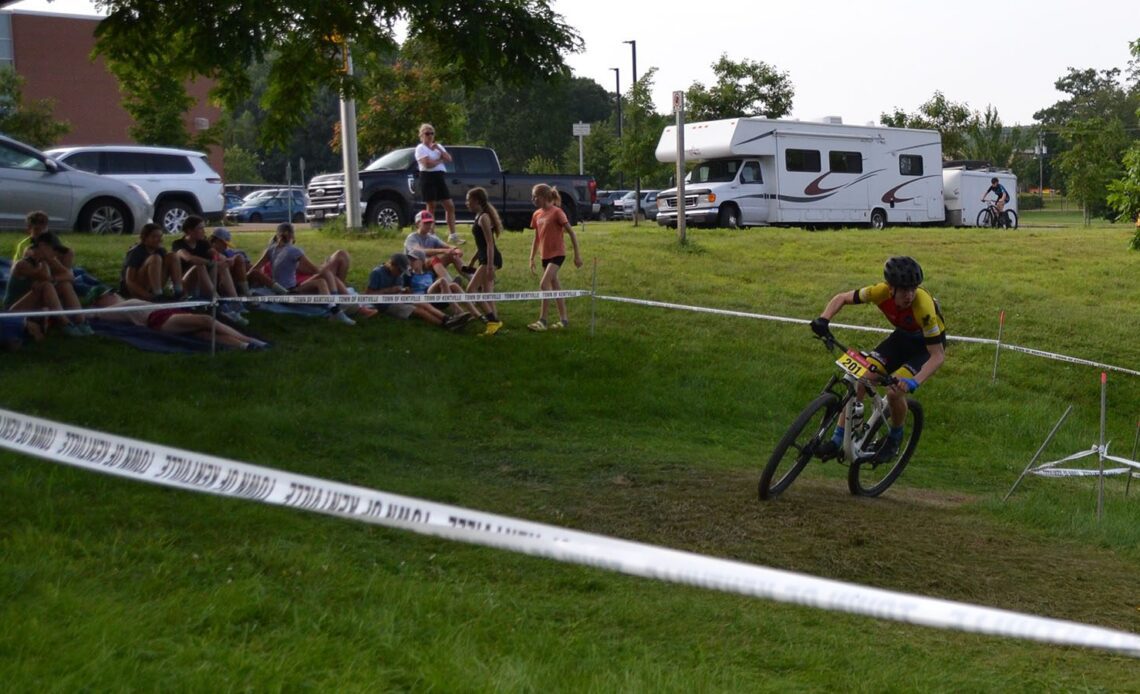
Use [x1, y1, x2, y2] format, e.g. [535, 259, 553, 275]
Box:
[1004, 404, 1072, 502]
[1097, 372, 1106, 520]
[991, 309, 1005, 383]
[1127, 417, 1139, 497]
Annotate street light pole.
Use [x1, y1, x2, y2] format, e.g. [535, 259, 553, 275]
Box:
[623, 39, 639, 227]
[610, 67, 622, 188]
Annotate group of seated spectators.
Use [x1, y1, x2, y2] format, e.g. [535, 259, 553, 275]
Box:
[3, 201, 507, 351]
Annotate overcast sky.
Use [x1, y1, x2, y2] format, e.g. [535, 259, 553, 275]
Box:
[10, 0, 1139, 126]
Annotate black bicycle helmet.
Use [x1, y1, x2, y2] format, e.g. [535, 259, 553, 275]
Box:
[883, 256, 923, 288]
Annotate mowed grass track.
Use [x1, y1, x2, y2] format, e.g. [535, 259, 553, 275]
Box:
[2, 215, 1139, 690]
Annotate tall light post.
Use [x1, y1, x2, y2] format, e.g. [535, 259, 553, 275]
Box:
[623, 39, 639, 226]
[610, 67, 622, 188]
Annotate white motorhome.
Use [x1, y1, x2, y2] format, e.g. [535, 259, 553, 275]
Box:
[942, 167, 1018, 227]
[654, 117, 944, 229]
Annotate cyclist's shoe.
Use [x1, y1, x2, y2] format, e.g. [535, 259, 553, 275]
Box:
[872, 436, 901, 463]
[814, 438, 840, 460]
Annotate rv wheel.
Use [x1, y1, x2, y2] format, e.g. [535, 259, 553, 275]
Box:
[870, 209, 887, 230]
[717, 204, 740, 229]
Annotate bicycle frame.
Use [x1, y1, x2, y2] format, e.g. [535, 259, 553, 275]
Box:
[820, 368, 891, 463]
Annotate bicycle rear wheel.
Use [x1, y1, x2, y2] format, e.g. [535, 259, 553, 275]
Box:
[759, 393, 840, 500]
[847, 398, 923, 497]
[976, 209, 994, 228]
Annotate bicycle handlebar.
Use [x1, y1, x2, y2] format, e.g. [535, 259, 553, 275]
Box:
[814, 333, 898, 387]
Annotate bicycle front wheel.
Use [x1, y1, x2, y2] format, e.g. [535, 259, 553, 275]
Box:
[759, 393, 840, 500]
[1004, 210, 1018, 229]
[847, 398, 923, 497]
[976, 209, 993, 228]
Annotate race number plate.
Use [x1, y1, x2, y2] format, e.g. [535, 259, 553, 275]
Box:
[835, 349, 871, 379]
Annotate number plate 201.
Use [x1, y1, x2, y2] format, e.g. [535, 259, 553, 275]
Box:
[835, 350, 870, 378]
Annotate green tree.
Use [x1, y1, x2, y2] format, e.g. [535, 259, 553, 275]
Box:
[1106, 143, 1140, 223]
[880, 92, 977, 160]
[107, 52, 215, 149]
[1056, 117, 1129, 223]
[351, 51, 465, 159]
[466, 75, 610, 171]
[615, 68, 672, 190]
[222, 146, 264, 184]
[0, 66, 70, 148]
[91, 0, 582, 149]
[684, 54, 794, 121]
[961, 105, 1032, 171]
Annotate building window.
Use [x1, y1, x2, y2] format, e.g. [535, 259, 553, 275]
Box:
[899, 155, 924, 176]
[785, 148, 821, 173]
[829, 151, 863, 174]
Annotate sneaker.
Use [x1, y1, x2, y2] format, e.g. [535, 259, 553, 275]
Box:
[60, 323, 85, 337]
[329, 310, 356, 326]
[226, 311, 250, 327]
[550, 319, 567, 330]
[355, 306, 379, 319]
[527, 319, 548, 332]
[815, 438, 840, 460]
[482, 320, 504, 336]
[448, 235, 466, 246]
[77, 322, 96, 336]
[442, 314, 467, 331]
[872, 436, 901, 463]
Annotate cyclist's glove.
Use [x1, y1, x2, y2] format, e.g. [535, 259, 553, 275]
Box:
[810, 317, 831, 338]
[900, 377, 920, 393]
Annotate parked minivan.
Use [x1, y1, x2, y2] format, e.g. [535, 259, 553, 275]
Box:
[0, 134, 152, 235]
[46, 144, 224, 234]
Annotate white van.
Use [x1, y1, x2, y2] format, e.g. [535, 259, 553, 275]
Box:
[654, 117, 944, 229]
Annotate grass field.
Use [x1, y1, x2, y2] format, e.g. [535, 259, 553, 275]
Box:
[2, 214, 1139, 690]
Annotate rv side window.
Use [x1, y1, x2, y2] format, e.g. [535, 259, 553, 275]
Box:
[740, 161, 762, 184]
[829, 151, 862, 174]
[899, 155, 924, 176]
[785, 149, 821, 173]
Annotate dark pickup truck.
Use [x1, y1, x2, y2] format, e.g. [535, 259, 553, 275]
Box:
[305, 146, 596, 230]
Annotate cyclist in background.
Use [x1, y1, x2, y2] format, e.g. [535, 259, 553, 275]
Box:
[809, 256, 947, 462]
[982, 177, 1011, 216]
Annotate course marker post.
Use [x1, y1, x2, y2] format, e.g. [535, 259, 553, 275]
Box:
[590, 258, 598, 337]
[1097, 372, 1106, 520]
[991, 309, 1005, 383]
[1128, 418, 1139, 497]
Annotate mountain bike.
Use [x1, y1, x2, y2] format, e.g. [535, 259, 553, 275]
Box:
[977, 200, 1018, 229]
[758, 332, 924, 500]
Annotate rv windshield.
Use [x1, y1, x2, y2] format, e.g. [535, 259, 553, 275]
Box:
[364, 148, 417, 172]
[687, 159, 742, 184]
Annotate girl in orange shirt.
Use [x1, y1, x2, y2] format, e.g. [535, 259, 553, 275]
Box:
[527, 183, 582, 331]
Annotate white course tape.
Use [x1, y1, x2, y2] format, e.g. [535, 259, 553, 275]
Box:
[2, 300, 211, 320]
[593, 295, 1138, 376]
[235, 290, 590, 306]
[1, 407, 1137, 658]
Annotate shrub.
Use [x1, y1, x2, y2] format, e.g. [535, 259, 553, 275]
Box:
[1017, 194, 1044, 210]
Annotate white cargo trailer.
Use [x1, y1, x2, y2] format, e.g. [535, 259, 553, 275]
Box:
[942, 167, 1018, 227]
[654, 117, 945, 229]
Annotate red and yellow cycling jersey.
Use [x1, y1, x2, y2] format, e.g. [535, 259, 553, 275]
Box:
[855, 282, 946, 344]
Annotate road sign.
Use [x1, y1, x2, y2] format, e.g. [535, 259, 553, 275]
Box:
[572, 122, 591, 136]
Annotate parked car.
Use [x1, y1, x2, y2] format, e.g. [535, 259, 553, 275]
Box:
[0, 133, 152, 235]
[224, 192, 244, 210]
[45, 144, 224, 234]
[594, 189, 630, 220]
[225, 189, 309, 223]
[616, 189, 659, 221]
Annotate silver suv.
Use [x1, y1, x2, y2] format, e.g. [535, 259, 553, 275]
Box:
[0, 134, 153, 235]
[45, 144, 224, 233]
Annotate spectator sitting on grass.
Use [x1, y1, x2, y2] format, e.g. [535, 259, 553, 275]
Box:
[120, 223, 185, 300]
[247, 223, 356, 325]
[4, 232, 92, 336]
[364, 252, 465, 330]
[407, 249, 480, 326]
[404, 210, 469, 283]
[14, 210, 116, 306]
[208, 228, 253, 297]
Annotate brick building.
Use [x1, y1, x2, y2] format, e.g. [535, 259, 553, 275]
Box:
[0, 7, 223, 173]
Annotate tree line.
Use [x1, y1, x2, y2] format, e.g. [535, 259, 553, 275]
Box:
[1, 0, 1137, 224]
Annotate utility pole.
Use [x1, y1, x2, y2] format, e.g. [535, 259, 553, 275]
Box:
[610, 67, 622, 188]
[1037, 129, 1046, 204]
[623, 40, 639, 227]
[338, 39, 361, 229]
